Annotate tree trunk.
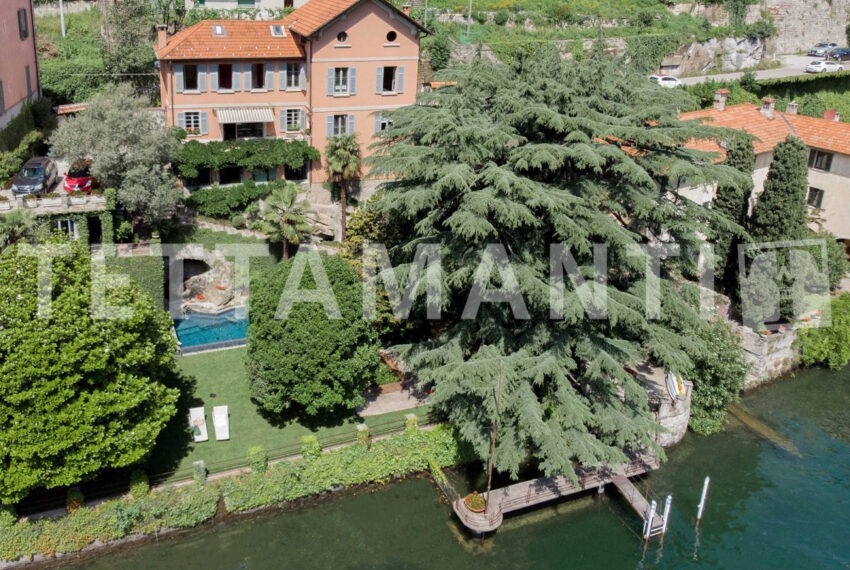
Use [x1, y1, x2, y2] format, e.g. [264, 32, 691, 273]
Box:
[339, 180, 348, 242]
[282, 239, 289, 261]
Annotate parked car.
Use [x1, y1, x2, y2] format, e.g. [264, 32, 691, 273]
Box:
[12, 157, 58, 196]
[62, 160, 96, 194]
[808, 42, 838, 56]
[649, 75, 682, 88]
[827, 47, 850, 61]
[806, 60, 845, 73]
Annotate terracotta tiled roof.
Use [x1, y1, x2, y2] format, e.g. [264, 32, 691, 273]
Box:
[288, 0, 359, 36]
[155, 19, 304, 61]
[289, 0, 426, 37]
[680, 103, 850, 156]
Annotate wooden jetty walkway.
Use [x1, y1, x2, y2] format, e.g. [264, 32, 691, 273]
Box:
[611, 474, 665, 537]
[451, 455, 663, 535]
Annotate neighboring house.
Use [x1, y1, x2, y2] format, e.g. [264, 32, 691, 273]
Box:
[680, 90, 850, 241]
[0, 0, 40, 133]
[154, 0, 424, 187]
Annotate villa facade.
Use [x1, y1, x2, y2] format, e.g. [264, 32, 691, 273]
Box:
[0, 0, 40, 132]
[154, 0, 424, 187]
[680, 91, 850, 241]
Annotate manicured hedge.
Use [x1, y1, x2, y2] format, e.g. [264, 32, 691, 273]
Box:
[186, 179, 279, 220]
[107, 248, 165, 309]
[0, 426, 463, 563]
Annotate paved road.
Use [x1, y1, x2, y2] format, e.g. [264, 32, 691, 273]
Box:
[680, 54, 817, 85]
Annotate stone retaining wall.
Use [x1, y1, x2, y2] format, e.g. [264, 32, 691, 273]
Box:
[739, 327, 799, 390]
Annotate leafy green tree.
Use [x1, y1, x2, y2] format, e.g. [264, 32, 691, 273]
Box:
[325, 134, 362, 242]
[800, 293, 850, 369]
[101, 0, 157, 95]
[369, 51, 743, 479]
[256, 182, 311, 260]
[0, 241, 179, 503]
[749, 136, 808, 243]
[49, 84, 182, 224]
[685, 320, 748, 434]
[247, 253, 380, 416]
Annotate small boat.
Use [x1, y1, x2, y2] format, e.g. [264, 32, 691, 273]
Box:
[665, 370, 686, 399]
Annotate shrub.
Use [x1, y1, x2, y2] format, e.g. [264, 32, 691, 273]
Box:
[0, 506, 15, 529]
[187, 179, 277, 219]
[66, 489, 85, 514]
[356, 424, 370, 447]
[405, 414, 418, 432]
[231, 214, 247, 229]
[473, 10, 487, 24]
[301, 435, 322, 461]
[375, 363, 399, 386]
[129, 469, 150, 500]
[192, 461, 208, 486]
[493, 9, 510, 25]
[425, 32, 451, 71]
[248, 446, 268, 474]
[800, 293, 850, 369]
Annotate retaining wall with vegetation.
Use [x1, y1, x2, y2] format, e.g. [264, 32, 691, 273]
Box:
[0, 425, 464, 567]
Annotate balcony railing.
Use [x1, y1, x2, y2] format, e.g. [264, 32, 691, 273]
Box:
[0, 193, 108, 215]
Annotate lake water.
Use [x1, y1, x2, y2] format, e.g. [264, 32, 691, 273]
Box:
[53, 368, 850, 569]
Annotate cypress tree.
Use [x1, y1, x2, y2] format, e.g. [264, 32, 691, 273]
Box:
[749, 136, 809, 242]
[370, 50, 744, 479]
[712, 135, 754, 297]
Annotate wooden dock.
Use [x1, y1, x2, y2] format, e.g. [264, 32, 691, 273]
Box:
[451, 455, 660, 534]
[611, 475, 664, 536]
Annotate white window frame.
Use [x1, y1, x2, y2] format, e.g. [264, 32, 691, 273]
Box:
[270, 25, 285, 37]
[808, 149, 833, 172]
[381, 66, 397, 93]
[334, 68, 349, 94]
[285, 63, 300, 89]
[378, 117, 392, 131]
[333, 114, 348, 136]
[284, 108, 302, 132]
[184, 112, 201, 135]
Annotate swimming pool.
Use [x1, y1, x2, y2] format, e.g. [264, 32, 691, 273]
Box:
[174, 307, 248, 353]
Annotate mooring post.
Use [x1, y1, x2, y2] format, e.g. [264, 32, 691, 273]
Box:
[661, 495, 672, 534]
[696, 476, 710, 524]
[644, 500, 658, 540]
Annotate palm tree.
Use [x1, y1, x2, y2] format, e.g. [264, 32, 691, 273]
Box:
[258, 183, 311, 260]
[0, 209, 39, 251]
[325, 134, 362, 242]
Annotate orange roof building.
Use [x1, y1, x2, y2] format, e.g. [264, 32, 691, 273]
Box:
[154, 0, 426, 201]
[680, 91, 850, 239]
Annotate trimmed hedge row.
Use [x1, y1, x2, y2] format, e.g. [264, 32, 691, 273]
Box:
[0, 426, 463, 563]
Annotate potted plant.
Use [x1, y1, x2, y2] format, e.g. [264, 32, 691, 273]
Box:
[0, 195, 10, 210]
[39, 192, 65, 207]
[89, 188, 106, 203]
[69, 190, 87, 205]
[464, 491, 487, 513]
[286, 123, 301, 132]
[23, 195, 38, 208]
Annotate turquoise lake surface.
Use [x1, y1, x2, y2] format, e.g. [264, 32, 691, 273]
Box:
[54, 367, 850, 569]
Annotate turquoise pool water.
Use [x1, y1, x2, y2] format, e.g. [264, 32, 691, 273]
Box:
[174, 307, 247, 351]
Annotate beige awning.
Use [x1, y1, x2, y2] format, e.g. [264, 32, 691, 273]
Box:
[216, 107, 275, 124]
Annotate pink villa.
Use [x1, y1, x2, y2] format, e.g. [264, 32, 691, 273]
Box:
[154, 0, 425, 187]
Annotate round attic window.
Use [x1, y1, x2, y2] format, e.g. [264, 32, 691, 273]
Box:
[337, 31, 348, 43]
[386, 31, 397, 42]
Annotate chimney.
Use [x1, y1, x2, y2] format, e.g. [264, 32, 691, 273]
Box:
[401, 4, 411, 15]
[785, 100, 798, 115]
[760, 97, 775, 120]
[713, 88, 730, 111]
[156, 24, 167, 50]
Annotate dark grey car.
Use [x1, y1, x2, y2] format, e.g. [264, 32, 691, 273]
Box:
[12, 157, 58, 195]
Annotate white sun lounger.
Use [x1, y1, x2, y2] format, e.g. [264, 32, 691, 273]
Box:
[188, 407, 208, 442]
[213, 405, 230, 441]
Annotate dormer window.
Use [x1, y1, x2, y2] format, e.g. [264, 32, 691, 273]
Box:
[213, 25, 225, 37]
[270, 25, 286, 37]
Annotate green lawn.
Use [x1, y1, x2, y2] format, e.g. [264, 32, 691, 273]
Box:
[144, 347, 431, 482]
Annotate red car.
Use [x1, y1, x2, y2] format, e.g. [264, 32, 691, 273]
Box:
[63, 160, 96, 194]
